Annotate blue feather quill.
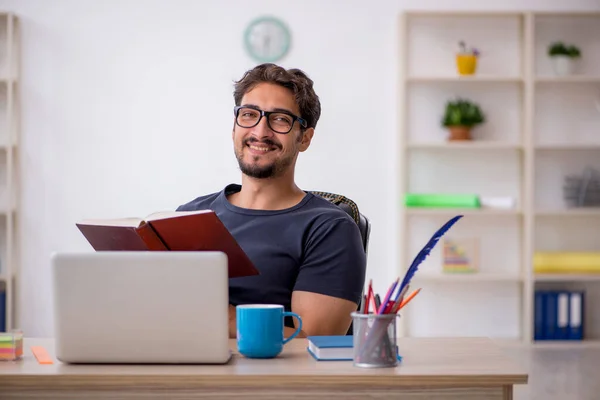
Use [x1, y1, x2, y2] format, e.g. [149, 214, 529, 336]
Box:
[397, 215, 464, 296]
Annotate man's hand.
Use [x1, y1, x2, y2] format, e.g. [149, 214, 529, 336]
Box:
[290, 291, 358, 336]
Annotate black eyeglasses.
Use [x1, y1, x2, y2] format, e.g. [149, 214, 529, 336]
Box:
[234, 106, 307, 134]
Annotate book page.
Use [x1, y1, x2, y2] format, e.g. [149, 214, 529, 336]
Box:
[76, 217, 144, 228]
[145, 209, 213, 221]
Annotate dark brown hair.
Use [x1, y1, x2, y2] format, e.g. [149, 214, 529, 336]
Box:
[233, 63, 321, 130]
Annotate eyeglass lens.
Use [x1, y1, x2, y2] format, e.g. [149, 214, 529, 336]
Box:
[236, 107, 294, 133]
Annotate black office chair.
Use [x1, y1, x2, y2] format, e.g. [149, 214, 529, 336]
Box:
[310, 191, 371, 335]
[309, 191, 371, 255]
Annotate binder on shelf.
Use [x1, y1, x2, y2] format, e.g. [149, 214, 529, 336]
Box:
[546, 291, 557, 340]
[0, 290, 5, 332]
[534, 291, 545, 340]
[533, 289, 585, 341]
[569, 292, 584, 340]
[557, 292, 570, 340]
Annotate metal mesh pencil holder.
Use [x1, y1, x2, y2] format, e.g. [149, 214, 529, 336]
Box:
[351, 312, 400, 368]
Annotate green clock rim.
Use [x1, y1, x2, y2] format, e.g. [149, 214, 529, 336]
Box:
[244, 16, 291, 63]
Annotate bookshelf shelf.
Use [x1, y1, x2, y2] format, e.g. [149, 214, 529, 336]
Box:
[535, 76, 600, 83]
[415, 273, 523, 283]
[408, 75, 523, 83]
[532, 340, 600, 349]
[534, 274, 600, 282]
[398, 10, 600, 344]
[535, 209, 600, 217]
[535, 144, 600, 151]
[406, 208, 521, 216]
[408, 142, 523, 150]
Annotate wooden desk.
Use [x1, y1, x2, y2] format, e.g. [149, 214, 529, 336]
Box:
[0, 337, 527, 400]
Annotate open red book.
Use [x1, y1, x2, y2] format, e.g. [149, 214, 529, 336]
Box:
[75, 209, 259, 278]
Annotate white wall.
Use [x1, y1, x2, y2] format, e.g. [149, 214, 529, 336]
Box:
[0, 0, 597, 337]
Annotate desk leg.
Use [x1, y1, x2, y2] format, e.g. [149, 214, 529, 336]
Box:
[503, 385, 513, 400]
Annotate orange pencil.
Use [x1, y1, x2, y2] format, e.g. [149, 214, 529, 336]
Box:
[397, 288, 422, 311]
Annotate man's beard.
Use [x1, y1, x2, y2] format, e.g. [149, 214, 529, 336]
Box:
[235, 138, 296, 179]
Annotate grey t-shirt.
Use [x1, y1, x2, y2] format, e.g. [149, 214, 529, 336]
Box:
[176, 184, 367, 327]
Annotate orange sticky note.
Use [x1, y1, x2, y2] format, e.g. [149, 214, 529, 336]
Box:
[30, 346, 54, 364]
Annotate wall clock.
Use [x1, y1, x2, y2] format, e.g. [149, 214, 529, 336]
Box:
[244, 16, 291, 63]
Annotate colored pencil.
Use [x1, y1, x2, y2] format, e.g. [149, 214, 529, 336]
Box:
[398, 288, 422, 311]
[377, 277, 399, 314]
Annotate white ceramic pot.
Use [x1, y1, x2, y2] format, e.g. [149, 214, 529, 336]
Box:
[551, 55, 575, 76]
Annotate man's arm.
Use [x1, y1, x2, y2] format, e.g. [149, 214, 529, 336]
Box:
[290, 215, 366, 337]
[290, 291, 358, 336]
[228, 215, 366, 339]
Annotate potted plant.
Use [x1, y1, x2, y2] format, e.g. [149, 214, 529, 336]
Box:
[441, 98, 485, 141]
[548, 41, 581, 76]
[456, 41, 480, 76]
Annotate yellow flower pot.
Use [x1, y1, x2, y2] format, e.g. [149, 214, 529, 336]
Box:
[456, 54, 477, 75]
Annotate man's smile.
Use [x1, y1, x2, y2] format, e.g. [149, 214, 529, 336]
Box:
[245, 139, 280, 155]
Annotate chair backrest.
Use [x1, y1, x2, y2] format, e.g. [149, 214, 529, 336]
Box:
[309, 191, 371, 256]
[309, 191, 371, 336]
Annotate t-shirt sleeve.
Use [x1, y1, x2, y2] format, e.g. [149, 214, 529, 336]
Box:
[293, 216, 367, 304]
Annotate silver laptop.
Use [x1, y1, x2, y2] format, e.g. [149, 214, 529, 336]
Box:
[51, 251, 231, 364]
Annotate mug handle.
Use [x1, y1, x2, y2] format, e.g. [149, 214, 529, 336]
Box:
[282, 312, 302, 344]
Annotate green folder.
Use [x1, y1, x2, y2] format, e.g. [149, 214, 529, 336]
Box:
[405, 194, 480, 208]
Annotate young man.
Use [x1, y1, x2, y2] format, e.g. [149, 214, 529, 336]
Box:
[177, 63, 366, 338]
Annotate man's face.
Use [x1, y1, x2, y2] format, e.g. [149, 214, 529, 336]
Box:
[233, 82, 312, 179]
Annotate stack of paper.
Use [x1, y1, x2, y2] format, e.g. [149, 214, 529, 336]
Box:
[0, 331, 23, 361]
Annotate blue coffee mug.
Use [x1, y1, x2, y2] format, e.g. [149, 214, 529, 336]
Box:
[236, 304, 302, 359]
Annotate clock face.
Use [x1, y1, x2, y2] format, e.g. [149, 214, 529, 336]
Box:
[244, 16, 291, 63]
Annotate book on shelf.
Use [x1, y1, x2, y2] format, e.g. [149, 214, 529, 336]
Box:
[534, 290, 584, 341]
[306, 335, 353, 361]
[76, 209, 259, 279]
[534, 252, 600, 273]
[405, 193, 480, 208]
[442, 237, 479, 273]
[404, 193, 516, 210]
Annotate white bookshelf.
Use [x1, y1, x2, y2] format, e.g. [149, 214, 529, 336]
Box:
[0, 12, 19, 332]
[397, 10, 600, 345]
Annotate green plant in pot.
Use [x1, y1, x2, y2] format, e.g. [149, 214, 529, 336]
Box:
[441, 98, 485, 141]
[548, 41, 581, 76]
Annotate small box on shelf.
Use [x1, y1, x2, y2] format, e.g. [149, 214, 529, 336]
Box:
[442, 237, 479, 274]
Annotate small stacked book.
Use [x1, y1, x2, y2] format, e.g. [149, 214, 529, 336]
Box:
[307, 336, 353, 361]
